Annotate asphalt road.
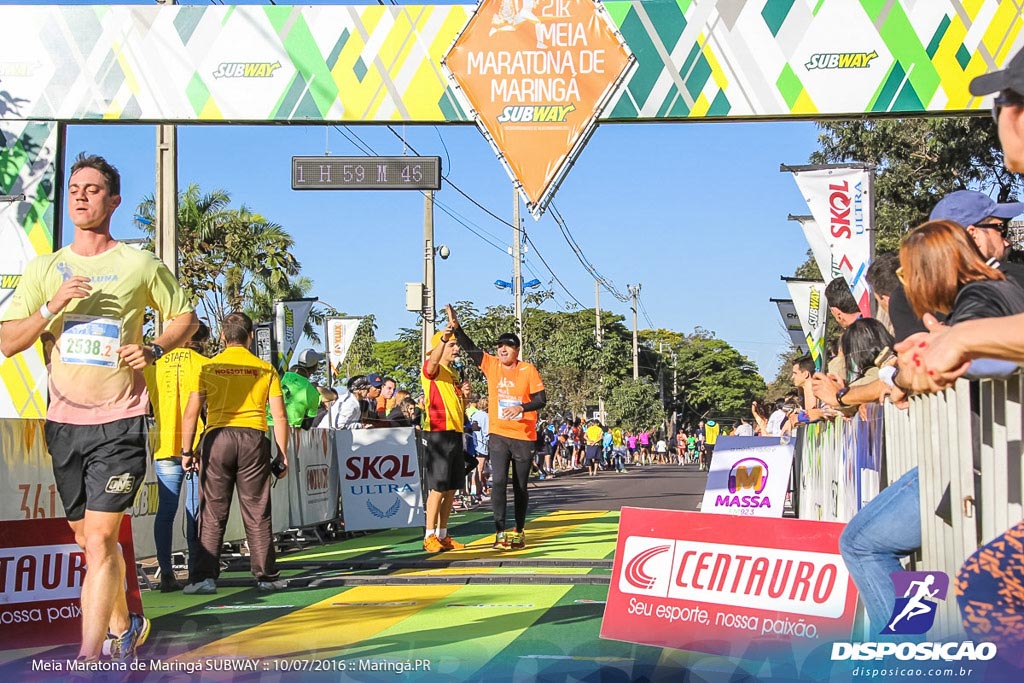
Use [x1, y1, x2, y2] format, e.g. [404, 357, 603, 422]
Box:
[527, 461, 707, 513]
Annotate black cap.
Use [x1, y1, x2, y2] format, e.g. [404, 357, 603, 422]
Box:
[495, 332, 521, 348]
[970, 48, 1024, 96]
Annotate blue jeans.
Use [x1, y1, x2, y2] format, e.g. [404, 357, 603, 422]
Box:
[154, 458, 199, 577]
[839, 467, 921, 635]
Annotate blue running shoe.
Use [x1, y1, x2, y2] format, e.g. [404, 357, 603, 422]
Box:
[104, 613, 151, 661]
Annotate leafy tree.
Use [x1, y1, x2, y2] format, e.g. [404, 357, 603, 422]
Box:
[665, 328, 766, 423]
[374, 337, 420, 391]
[605, 378, 664, 432]
[810, 118, 1022, 253]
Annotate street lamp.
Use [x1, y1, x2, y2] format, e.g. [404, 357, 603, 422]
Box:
[494, 278, 541, 343]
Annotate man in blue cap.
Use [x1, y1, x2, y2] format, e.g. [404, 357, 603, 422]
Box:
[929, 189, 1024, 288]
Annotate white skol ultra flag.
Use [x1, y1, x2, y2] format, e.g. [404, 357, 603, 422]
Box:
[274, 299, 316, 371]
[771, 298, 807, 354]
[785, 164, 873, 317]
[784, 279, 828, 370]
[325, 317, 363, 377]
[788, 214, 836, 283]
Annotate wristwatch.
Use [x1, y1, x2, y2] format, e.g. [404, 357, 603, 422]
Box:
[835, 387, 850, 407]
[180, 449, 193, 457]
[149, 343, 165, 361]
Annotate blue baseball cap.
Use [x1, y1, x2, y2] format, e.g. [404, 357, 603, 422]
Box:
[364, 372, 384, 388]
[929, 190, 1023, 227]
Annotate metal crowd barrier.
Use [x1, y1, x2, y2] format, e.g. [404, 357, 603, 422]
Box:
[797, 374, 1024, 639]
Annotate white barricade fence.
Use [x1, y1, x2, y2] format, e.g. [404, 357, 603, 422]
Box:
[0, 418, 290, 562]
[335, 426, 425, 531]
[286, 426, 339, 527]
[795, 404, 884, 523]
[701, 436, 794, 518]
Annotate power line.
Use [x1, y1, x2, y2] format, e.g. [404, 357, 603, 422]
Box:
[638, 296, 656, 329]
[548, 202, 628, 302]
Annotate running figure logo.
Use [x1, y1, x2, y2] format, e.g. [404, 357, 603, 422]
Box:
[880, 571, 949, 635]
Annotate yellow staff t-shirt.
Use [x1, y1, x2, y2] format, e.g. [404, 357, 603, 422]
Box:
[200, 346, 282, 432]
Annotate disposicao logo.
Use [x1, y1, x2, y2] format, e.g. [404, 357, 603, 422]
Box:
[805, 51, 878, 70]
[881, 570, 947, 635]
[213, 61, 282, 79]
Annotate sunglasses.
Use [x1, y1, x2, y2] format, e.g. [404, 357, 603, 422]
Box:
[974, 220, 1010, 237]
[992, 90, 1024, 124]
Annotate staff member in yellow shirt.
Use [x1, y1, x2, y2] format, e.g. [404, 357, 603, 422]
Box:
[180, 312, 289, 594]
[144, 321, 210, 592]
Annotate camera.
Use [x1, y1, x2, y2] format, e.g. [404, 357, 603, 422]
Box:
[270, 458, 287, 478]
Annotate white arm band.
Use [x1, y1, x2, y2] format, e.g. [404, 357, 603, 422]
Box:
[39, 302, 55, 321]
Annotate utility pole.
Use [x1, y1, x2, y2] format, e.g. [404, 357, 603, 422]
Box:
[155, 0, 178, 335]
[512, 185, 523, 338]
[422, 190, 435, 362]
[629, 284, 641, 380]
[596, 280, 604, 423]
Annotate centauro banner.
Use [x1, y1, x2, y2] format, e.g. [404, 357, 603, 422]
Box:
[784, 278, 827, 371]
[787, 165, 874, 318]
[443, 0, 633, 217]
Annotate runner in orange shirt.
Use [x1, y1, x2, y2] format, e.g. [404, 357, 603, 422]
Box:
[447, 304, 545, 551]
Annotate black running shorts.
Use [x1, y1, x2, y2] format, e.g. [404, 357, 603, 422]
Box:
[423, 430, 464, 493]
[44, 416, 149, 521]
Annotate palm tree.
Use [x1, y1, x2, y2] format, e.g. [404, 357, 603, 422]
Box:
[134, 184, 305, 334]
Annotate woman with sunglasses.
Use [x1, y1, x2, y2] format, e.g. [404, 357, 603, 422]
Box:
[840, 219, 1024, 636]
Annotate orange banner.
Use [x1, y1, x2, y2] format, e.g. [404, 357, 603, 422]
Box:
[444, 0, 631, 215]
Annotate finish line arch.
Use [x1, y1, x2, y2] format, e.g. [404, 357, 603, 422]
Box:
[1, 0, 1021, 416]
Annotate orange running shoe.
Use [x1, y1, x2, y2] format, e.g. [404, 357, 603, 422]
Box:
[440, 536, 465, 550]
[423, 534, 444, 553]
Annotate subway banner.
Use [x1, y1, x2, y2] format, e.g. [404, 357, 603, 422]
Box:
[0, 121, 58, 419]
[442, 0, 634, 217]
[784, 278, 827, 371]
[274, 298, 316, 373]
[601, 507, 856, 659]
[786, 164, 874, 318]
[0, 2, 1019, 125]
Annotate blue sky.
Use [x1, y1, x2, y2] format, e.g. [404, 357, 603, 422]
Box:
[24, 0, 824, 379]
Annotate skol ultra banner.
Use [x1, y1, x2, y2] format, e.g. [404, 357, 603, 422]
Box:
[601, 507, 856, 661]
[787, 165, 874, 318]
[771, 298, 806, 354]
[784, 278, 827, 370]
[325, 316, 363, 379]
[443, 0, 633, 217]
[788, 214, 836, 284]
[335, 426, 424, 531]
[274, 299, 315, 373]
[700, 436, 794, 518]
[0, 121, 57, 419]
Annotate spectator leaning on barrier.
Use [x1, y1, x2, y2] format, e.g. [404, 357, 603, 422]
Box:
[447, 304, 546, 551]
[892, 50, 1024, 661]
[840, 218, 1024, 636]
[180, 312, 289, 595]
[420, 327, 467, 553]
[143, 321, 211, 593]
[0, 153, 199, 662]
[930, 189, 1024, 289]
